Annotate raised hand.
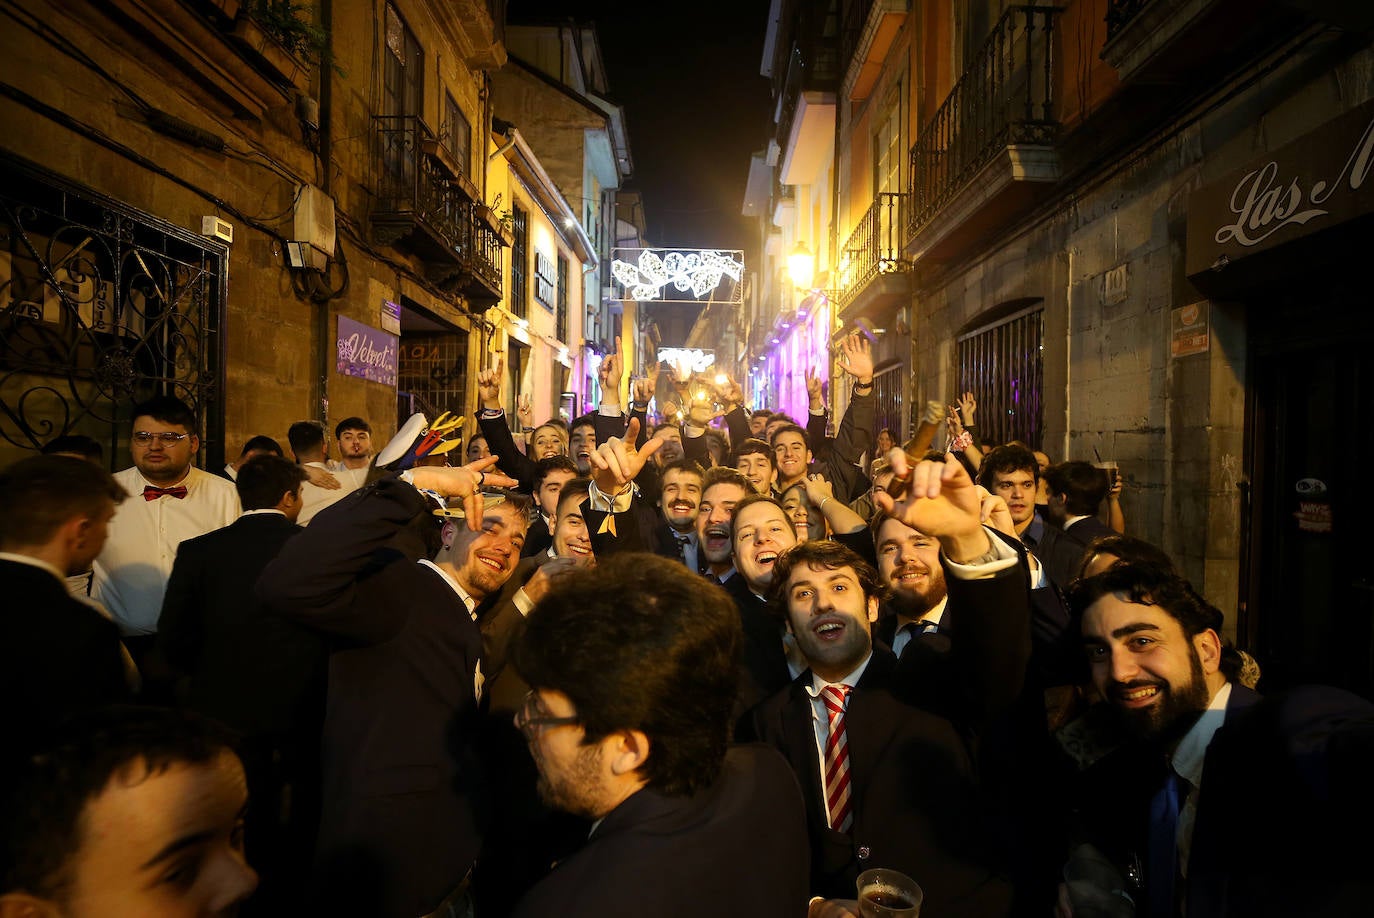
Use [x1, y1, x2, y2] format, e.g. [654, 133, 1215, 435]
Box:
[838, 333, 874, 384]
[598, 335, 624, 392]
[516, 393, 534, 428]
[633, 362, 661, 406]
[976, 487, 1016, 538]
[875, 451, 990, 563]
[409, 455, 519, 530]
[521, 555, 588, 604]
[587, 417, 663, 494]
[958, 390, 977, 425]
[805, 366, 823, 408]
[478, 354, 503, 409]
[714, 373, 744, 410]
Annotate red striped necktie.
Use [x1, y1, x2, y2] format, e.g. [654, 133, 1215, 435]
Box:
[143, 485, 188, 501]
[822, 684, 854, 833]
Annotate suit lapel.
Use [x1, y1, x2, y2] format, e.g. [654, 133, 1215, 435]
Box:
[782, 679, 829, 833]
[842, 652, 904, 826]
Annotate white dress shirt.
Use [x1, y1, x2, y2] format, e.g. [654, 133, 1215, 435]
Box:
[298, 460, 360, 525]
[93, 465, 240, 635]
[803, 655, 874, 804]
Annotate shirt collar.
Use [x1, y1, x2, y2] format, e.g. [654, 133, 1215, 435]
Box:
[417, 559, 477, 615]
[895, 595, 948, 629]
[1171, 681, 1232, 786]
[241, 509, 286, 518]
[1063, 513, 1091, 529]
[805, 652, 873, 699]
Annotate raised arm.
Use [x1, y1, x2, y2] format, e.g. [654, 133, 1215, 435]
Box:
[476, 354, 538, 493]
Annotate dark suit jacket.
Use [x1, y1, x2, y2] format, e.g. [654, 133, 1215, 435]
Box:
[1073, 684, 1374, 918]
[256, 479, 489, 918]
[1040, 514, 1116, 589]
[510, 745, 811, 918]
[479, 410, 540, 494]
[158, 513, 325, 739]
[721, 572, 793, 721]
[2, 559, 131, 741]
[747, 649, 1013, 916]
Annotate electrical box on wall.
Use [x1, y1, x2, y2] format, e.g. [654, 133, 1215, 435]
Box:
[200, 216, 233, 243]
[294, 184, 336, 257]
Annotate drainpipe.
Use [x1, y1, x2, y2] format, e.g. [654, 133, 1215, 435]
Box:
[316, 0, 335, 425]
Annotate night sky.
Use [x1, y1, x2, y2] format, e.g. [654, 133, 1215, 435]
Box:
[506, 1, 774, 255]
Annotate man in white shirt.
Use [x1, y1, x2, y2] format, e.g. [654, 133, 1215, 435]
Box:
[328, 416, 373, 490]
[93, 396, 240, 648]
[289, 420, 356, 525]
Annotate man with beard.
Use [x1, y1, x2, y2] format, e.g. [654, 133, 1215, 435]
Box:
[1064, 566, 1374, 918]
[509, 553, 811, 918]
[256, 457, 525, 918]
[747, 526, 1024, 918]
[330, 417, 374, 489]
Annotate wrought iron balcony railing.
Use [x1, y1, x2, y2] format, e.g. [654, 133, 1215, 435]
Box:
[372, 114, 502, 303]
[906, 4, 1061, 237]
[836, 192, 909, 308]
[775, 37, 841, 154]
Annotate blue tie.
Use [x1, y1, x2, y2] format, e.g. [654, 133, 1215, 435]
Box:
[1148, 767, 1184, 918]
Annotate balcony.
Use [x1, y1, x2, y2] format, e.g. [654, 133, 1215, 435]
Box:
[776, 37, 840, 185]
[841, 0, 909, 102]
[371, 115, 503, 305]
[1102, 0, 1308, 85]
[835, 193, 910, 320]
[906, 4, 1061, 263]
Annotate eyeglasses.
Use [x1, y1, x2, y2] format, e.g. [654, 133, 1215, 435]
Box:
[132, 431, 191, 447]
[513, 690, 581, 739]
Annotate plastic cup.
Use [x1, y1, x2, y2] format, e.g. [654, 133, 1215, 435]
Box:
[856, 868, 923, 917]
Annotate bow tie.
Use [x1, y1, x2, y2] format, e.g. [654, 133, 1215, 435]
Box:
[143, 485, 188, 501]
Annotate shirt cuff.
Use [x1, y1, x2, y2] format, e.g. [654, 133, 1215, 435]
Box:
[587, 480, 636, 513]
[597, 403, 624, 416]
[943, 527, 1021, 579]
[513, 587, 535, 617]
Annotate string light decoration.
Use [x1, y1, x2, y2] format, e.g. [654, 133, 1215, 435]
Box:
[610, 248, 744, 303]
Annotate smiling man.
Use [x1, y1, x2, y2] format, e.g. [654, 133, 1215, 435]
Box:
[732, 438, 777, 494]
[1065, 565, 1374, 918]
[257, 457, 524, 917]
[748, 539, 1016, 918]
[1, 705, 259, 918]
[696, 467, 752, 584]
[508, 553, 809, 918]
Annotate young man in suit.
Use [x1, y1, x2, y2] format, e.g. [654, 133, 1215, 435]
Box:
[156, 453, 323, 914]
[0, 455, 132, 740]
[748, 452, 1028, 918]
[509, 552, 811, 918]
[1039, 460, 1114, 589]
[255, 457, 525, 918]
[1065, 565, 1374, 918]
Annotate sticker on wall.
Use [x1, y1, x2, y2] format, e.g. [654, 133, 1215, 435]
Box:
[1170, 301, 1210, 357]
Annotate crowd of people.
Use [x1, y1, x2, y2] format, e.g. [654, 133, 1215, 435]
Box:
[3, 334, 1373, 918]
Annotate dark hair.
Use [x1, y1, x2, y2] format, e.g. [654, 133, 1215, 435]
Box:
[40, 435, 103, 464]
[0, 456, 127, 548]
[238, 435, 282, 458]
[132, 395, 197, 433]
[730, 437, 776, 471]
[287, 420, 326, 458]
[0, 705, 239, 899]
[555, 476, 593, 517]
[768, 423, 809, 451]
[659, 458, 704, 486]
[767, 412, 799, 427]
[534, 454, 579, 490]
[569, 413, 596, 434]
[702, 466, 752, 494]
[703, 429, 728, 465]
[1043, 461, 1110, 516]
[235, 454, 307, 512]
[977, 444, 1040, 489]
[512, 554, 741, 797]
[650, 421, 680, 438]
[1075, 534, 1174, 582]
[334, 416, 371, 439]
[766, 540, 881, 612]
[750, 409, 771, 421]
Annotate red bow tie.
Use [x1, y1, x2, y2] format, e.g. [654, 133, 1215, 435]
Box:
[143, 485, 188, 501]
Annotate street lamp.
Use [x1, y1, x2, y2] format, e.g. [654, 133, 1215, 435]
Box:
[787, 241, 814, 290]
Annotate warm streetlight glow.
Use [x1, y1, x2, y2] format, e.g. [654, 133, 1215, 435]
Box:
[714, 373, 727, 385]
[787, 241, 814, 289]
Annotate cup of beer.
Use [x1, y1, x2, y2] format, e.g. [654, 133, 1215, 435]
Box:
[856, 868, 923, 917]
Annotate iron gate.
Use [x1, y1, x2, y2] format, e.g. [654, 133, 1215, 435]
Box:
[0, 156, 227, 470]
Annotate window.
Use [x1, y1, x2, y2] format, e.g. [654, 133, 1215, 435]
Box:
[556, 253, 569, 342]
[957, 305, 1044, 449]
[510, 204, 529, 319]
[874, 84, 903, 195]
[443, 93, 471, 175]
[383, 4, 423, 118]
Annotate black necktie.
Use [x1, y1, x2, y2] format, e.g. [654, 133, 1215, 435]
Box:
[674, 533, 691, 563]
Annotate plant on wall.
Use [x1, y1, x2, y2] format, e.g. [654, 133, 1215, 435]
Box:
[246, 0, 340, 72]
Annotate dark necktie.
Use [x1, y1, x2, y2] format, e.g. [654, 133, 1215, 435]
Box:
[143, 485, 188, 501]
[674, 533, 691, 563]
[1148, 766, 1186, 918]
